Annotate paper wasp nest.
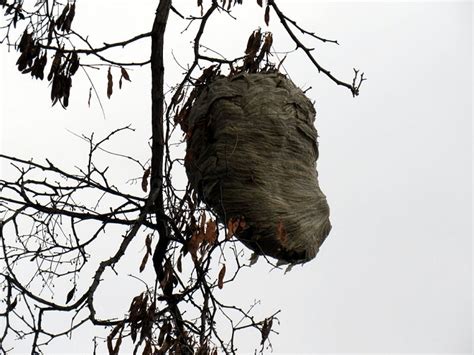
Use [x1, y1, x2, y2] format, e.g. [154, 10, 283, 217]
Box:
[184, 73, 331, 264]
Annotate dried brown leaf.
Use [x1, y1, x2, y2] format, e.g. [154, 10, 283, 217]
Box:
[67, 3, 76, 26]
[205, 220, 217, 244]
[249, 252, 259, 266]
[217, 264, 226, 289]
[177, 254, 182, 273]
[261, 32, 273, 55]
[47, 20, 54, 45]
[245, 30, 261, 55]
[260, 317, 273, 345]
[56, 3, 69, 30]
[66, 286, 76, 304]
[47, 50, 61, 81]
[188, 232, 203, 262]
[107, 66, 113, 99]
[264, 5, 270, 26]
[141, 167, 150, 192]
[87, 87, 92, 107]
[63, 76, 72, 107]
[128, 292, 144, 315]
[145, 234, 152, 255]
[161, 259, 175, 296]
[121, 67, 131, 81]
[139, 252, 149, 273]
[69, 51, 79, 75]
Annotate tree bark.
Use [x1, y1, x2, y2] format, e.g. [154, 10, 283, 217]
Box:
[150, 0, 171, 281]
[150, 2, 194, 353]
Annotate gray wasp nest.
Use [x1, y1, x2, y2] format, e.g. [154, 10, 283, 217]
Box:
[185, 73, 331, 264]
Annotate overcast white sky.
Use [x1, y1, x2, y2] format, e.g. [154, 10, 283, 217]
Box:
[0, 1, 472, 354]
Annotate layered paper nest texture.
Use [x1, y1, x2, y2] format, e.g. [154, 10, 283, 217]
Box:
[185, 73, 331, 264]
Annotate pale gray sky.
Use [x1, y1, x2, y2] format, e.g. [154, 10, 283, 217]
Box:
[0, 1, 472, 354]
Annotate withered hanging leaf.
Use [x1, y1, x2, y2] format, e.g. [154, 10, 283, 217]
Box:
[139, 252, 149, 273]
[145, 234, 152, 255]
[128, 293, 144, 314]
[187, 232, 202, 263]
[217, 264, 226, 289]
[48, 50, 62, 81]
[62, 75, 72, 107]
[260, 317, 273, 345]
[141, 167, 150, 192]
[62, 2, 75, 32]
[12, 9, 18, 28]
[47, 20, 55, 45]
[69, 52, 80, 75]
[177, 254, 182, 273]
[16, 52, 28, 71]
[17, 30, 31, 53]
[106, 66, 113, 99]
[31, 53, 47, 80]
[204, 220, 217, 244]
[264, 5, 270, 26]
[261, 32, 273, 55]
[245, 31, 256, 55]
[120, 67, 131, 82]
[119, 76, 123, 90]
[56, 3, 69, 30]
[249, 252, 259, 266]
[257, 0, 262, 7]
[161, 259, 175, 296]
[284, 263, 294, 274]
[88, 87, 92, 107]
[51, 73, 63, 102]
[66, 286, 76, 304]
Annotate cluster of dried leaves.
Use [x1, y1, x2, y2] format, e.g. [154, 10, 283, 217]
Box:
[174, 28, 280, 137]
[106, 66, 132, 99]
[2, 1, 25, 28]
[7, 1, 78, 106]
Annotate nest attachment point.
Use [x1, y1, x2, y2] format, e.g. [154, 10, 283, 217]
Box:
[184, 72, 331, 264]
